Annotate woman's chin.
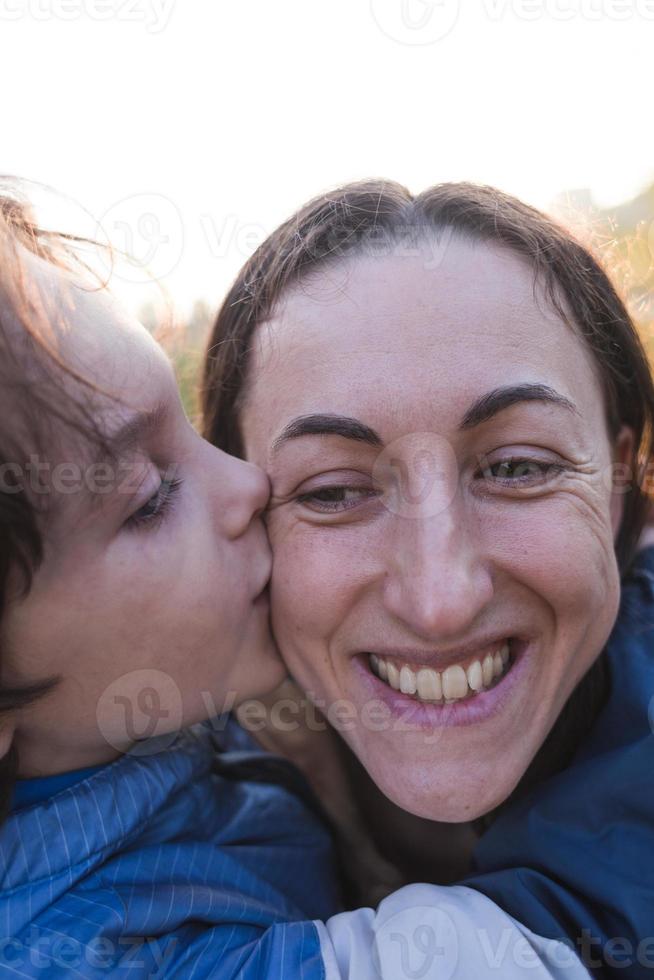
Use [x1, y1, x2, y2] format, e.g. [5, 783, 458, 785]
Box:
[366, 755, 521, 823]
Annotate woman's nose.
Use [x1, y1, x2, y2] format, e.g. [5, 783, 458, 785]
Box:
[215, 450, 271, 540]
[382, 507, 493, 639]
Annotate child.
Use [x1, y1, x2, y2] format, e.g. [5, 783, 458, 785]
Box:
[0, 191, 341, 976]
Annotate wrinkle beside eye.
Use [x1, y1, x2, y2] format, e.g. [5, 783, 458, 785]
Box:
[556, 469, 615, 529]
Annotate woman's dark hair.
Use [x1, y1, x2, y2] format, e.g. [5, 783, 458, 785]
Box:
[201, 179, 654, 808]
[0, 188, 106, 822]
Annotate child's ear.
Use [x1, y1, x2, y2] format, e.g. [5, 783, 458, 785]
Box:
[610, 425, 635, 539]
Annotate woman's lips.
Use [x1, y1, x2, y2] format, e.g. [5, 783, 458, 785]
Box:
[352, 637, 530, 729]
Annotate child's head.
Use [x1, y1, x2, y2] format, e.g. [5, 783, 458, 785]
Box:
[0, 191, 283, 815]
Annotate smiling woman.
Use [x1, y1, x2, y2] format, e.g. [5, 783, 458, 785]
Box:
[242, 239, 632, 822]
[203, 181, 651, 822]
[202, 179, 654, 974]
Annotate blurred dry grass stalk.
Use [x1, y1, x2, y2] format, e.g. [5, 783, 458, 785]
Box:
[555, 184, 654, 357]
[142, 298, 214, 428]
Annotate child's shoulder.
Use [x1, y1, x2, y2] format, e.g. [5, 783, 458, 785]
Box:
[1, 719, 342, 971]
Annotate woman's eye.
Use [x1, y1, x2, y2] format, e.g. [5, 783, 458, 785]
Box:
[480, 458, 562, 487]
[296, 485, 378, 513]
[126, 477, 183, 530]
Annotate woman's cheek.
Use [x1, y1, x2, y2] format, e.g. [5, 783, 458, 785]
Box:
[271, 531, 331, 636]
[269, 524, 350, 688]
[495, 500, 620, 650]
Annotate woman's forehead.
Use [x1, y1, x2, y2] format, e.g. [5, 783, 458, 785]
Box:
[244, 242, 602, 444]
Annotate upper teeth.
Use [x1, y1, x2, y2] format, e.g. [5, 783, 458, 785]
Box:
[369, 643, 510, 703]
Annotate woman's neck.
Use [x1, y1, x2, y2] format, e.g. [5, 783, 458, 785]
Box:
[343, 749, 479, 885]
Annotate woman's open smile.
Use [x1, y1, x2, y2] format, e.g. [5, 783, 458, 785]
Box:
[354, 637, 540, 731]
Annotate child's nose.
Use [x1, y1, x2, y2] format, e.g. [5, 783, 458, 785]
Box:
[219, 453, 271, 540]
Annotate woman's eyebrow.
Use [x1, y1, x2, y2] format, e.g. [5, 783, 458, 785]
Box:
[271, 414, 383, 454]
[271, 385, 577, 454]
[460, 383, 579, 429]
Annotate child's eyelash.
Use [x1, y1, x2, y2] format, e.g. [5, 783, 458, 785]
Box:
[126, 477, 183, 531]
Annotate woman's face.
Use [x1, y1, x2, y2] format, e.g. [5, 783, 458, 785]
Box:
[241, 237, 631, 821]
[3, 255, 283, 776]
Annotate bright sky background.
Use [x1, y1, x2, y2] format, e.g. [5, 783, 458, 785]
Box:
[2, 0, 653, 314]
